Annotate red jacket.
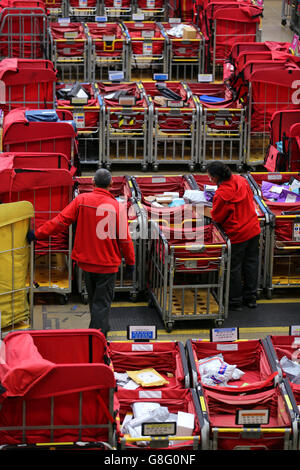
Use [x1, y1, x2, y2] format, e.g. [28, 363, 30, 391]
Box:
[35, 187, 135, 273]
[211, 174, 261, 244]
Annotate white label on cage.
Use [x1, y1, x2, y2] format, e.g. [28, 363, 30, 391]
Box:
[79, 0, 87, 6]
[293, 223, 300, 241]
[236, 409, 269, 426]
[139, 390, 162, 399]
[0, 81, 5, 104]
[63, 48, 71, 55]
[114, 0, 122, 6]
[184, 260, 198, 269]
[217, 343, 238, 351]
[198, 74, 213, 82]
[143, 30, 155, 38]
[73, 112, 85, 128]
[132, 344, 154, 351]
[147, 0, 155, 7]
[267, 173, 282, 181]
[64, 31, 78, 39]
[211, 328, 238, 343]
[151, 177, 166, 183]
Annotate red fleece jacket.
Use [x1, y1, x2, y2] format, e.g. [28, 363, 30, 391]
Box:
[211, 174, 261, 244]
[34, 187, 135, 273]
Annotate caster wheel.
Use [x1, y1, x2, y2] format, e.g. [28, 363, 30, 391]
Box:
[81, 293, 89, 305]
[130, 292, 138, 302]
[148, 298, 154, 308]
[59, 294, 69, 305]
[214, 319, 224, 327]
[281, 19, 287, 26]
[166, 322, 174, 333]
[200, 165, 207, 173]
[266, 289, 272, 300]
[153, 165, 158, 172]
[142, 164, 148, 172]
[189, 165, 195, 172]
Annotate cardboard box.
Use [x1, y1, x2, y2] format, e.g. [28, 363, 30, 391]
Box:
[176, 411, 194, 437]
[182, 25, 197, 40]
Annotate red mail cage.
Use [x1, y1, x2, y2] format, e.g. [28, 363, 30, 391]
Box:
[186, 337, 279, 391]
[56, 81, 101, 165]
[49, 21, 90, 82]
[117, 388, 203, 450]
[101, 0, 132, 20]
[122, 21, 168, 80]
[68, 0, 101, 20]
[161, 21, 205, 80]
[241, 59, 300, 167]
[197, 382, 298, 450]
[148, 219, 230, 332]
[142, 80, 199, 170]
[264, 109, 300, 172]
[131, 174, 196, 291]
[108, 339, 190, 394]
[194, 0, 263, 80]
[97, 81, 151, 169]
[135, 0, 167, 20]
[266, 334, 300, 427]
[0, 329, 119, 449]
[246, 171, 300, 298]
[86, 21, 129, 81]
[0, 108, 79, 170]
[0, 0, 48, 59]
[187, 81, 245, 171]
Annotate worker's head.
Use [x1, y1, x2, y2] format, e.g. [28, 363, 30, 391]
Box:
[207, 161, 231, 185]
[93, 168, 112, 189]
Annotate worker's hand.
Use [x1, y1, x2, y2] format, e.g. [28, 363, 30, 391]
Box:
[125, 264, 135, 278]
[26, 229, 36, 243]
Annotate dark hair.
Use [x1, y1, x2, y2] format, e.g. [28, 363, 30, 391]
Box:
[94, 169, 112, 188]
[207, 161, 232, 183]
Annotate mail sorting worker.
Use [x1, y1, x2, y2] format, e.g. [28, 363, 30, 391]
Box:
[204, 162, 261, 311]
[27, 169, 135, 337]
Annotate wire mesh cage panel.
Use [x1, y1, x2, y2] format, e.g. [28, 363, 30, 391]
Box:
[56, 82, 101, 165]
[101, 0, 133, 20]
[122, 20, 168, 80]
[86, 21, 129, 81]
[187, 82, 245, 171]
[0, 2, 49, 59]
[142, 80, 199, 170]
[49, 21, 90, 82]
[161, 21, 205, 80]
[247, 172, 300, 299]
[148, 219, 230, 332]
[98, 81, 151, 169]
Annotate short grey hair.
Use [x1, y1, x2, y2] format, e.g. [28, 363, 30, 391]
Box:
[94, 169, 112, 189]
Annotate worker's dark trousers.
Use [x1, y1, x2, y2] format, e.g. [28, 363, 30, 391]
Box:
[84, 271, 116, 336]
[229, 234, 260, 308]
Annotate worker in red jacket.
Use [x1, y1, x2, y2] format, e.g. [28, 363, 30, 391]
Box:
[27, 169, 135, 337]
[205, 162, 261, 311]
